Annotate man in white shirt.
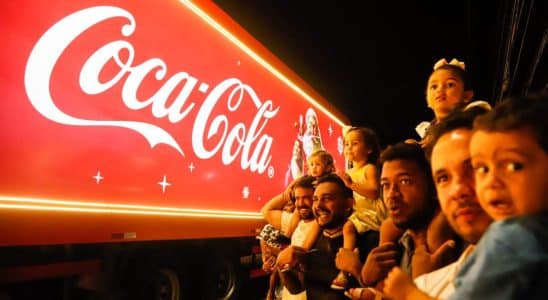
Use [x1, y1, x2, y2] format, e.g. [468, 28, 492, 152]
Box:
[262, 175, 318, 300]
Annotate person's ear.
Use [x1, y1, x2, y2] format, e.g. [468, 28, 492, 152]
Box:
[463, 90, 474, 103]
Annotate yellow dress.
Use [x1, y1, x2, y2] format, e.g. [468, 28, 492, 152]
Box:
[347, 164, 387, 233]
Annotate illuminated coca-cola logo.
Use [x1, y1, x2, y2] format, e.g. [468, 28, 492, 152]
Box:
[24, 6, 279, 174]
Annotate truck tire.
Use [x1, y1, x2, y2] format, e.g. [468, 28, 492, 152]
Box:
[123, 261, 191, 300]
[200, 255, 244, 300]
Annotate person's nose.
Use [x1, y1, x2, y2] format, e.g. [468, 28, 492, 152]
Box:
[384, 183, 401, 200]
[480, 167, 504, 190]
[435, 84, 446, 95]
[449, 175, 475, 203]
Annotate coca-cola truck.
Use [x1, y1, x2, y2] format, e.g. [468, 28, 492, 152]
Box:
[0, 1, 349, 299]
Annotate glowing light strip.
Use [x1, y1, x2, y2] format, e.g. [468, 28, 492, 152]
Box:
[0, 203, 262, 219]
[181, 0, 347, 127]
[0, 196, 262, 219]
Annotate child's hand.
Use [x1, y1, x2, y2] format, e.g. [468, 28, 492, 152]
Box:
[337, 170, 353, 187]
[262, 255, 277, 273]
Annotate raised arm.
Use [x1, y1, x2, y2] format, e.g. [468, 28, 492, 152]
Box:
[353, 164, 380, 199]
[261, 184, 293, 230]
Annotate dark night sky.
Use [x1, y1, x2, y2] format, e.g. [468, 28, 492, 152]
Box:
[213, 1, 547, 146]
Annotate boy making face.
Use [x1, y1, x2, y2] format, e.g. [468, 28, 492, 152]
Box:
[471, 130, 547, 219]
[449, 93, 548, 300]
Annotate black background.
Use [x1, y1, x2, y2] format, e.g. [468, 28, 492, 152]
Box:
[214, 0, 547, 146]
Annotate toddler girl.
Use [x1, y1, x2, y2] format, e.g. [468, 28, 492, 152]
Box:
[331, 126, 387, 290]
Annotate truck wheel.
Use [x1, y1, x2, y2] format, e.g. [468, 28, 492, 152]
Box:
[152, 268, 180, 300]
[201, 256, 243, 300]
[128, 265, 190, 300]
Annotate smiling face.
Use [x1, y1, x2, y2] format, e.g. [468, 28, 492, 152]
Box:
[294, 186, 314, 220]
[470, 129, 548, 220]
[312, 181, 352, 231]
[426, 69, 472, 120]
[380, 159, 433, 230]
[431, 129, 492, 243]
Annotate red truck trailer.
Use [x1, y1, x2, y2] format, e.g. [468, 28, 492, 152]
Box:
[0, 1, 349, 299]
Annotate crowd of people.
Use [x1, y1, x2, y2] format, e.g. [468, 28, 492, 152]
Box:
[257, 58, 548, 300]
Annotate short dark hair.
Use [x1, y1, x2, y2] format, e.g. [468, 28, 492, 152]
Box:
[474, 92, 547, 151]
[380, 142, 431, 175]
[315, 173, 353, 199]
[380, 142, 436, 206]
[424, 105, 491, 160]
[292, 175, 316, 191]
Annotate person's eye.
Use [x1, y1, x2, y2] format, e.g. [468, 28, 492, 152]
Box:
[430, 84, 437, 90]
[473, 164, 488, 175]
[447, 81, 456, 88]
[380, 182, 389, 190]
[435, 174, 448, 185]
[400, 178, 411, 185]
[506, 162, 524, 172]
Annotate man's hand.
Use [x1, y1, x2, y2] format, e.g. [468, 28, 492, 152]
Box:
[410, 231, 455, 278]
[276, 246, 307, 271]
[360, 242, 399, 287]
[277, 246, 307, 294]
[335, 248, 362, 280]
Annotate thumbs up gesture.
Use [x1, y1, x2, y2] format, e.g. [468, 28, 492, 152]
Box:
[409, 230, 456, 278]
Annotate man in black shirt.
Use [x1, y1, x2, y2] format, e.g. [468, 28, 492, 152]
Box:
[277, 174, 378, 300]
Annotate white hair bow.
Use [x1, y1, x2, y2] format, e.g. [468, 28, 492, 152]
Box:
[433, 58, 466, 71]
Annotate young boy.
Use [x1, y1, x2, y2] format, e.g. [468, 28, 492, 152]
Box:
[451, 92, 548, 299]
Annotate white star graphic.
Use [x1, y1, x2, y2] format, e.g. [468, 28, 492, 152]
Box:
[242, 186, 250, 199]
[158, 175, 171, 194]
[328, 124, 333, 136]
[93, 171, 103, 184]
[189, 162, 195, 173]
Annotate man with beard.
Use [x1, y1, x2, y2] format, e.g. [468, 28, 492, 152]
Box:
[283, 175, 318, 300]
[277, 174, 379, 300]
[348, 143, 460, 299]
[261, 175, 317, 300]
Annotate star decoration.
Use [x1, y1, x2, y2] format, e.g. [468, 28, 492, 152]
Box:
[242, 186, 250, 199]
[93, 171, 103, 184]
[158, 175, 171, 194]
